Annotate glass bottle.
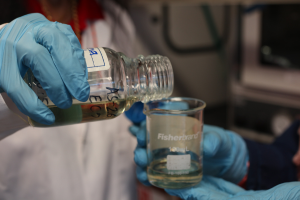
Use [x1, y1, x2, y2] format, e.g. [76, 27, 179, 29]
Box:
[24, 47, 174, 127]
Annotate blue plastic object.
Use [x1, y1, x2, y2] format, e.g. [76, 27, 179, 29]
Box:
[0, 14, 90, 125]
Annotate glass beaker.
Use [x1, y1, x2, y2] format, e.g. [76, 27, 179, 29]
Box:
[144, 97, 206, 189]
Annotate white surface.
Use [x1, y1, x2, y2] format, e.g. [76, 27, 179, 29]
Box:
[167, 154, 191, 170]
[0, 94, 28, 140]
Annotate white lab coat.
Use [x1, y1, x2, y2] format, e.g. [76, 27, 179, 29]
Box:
[0, 1, 137, 200]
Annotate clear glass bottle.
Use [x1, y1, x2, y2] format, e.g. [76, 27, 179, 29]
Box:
[24, 47, 174, 127]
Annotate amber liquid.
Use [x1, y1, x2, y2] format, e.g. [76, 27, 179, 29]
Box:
[28, 99, 130, 127]
[147, 158, 202, 189]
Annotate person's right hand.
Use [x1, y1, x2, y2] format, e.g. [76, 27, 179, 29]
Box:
[203, 125, 249, 184]
[130, 123, 249, 185]
[0, 13, 90, 125]
[166, 175, 300, 200]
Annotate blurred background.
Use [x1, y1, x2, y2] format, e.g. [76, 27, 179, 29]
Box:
[128, 0, 300, 198]
[130, 0, 300, 142]
[2, 0, 300, 199]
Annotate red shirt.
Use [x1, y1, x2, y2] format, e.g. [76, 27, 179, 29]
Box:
[25, 0, 104, 32]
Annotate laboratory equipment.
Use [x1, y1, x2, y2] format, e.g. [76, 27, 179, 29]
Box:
[144, 97, 205, 189]
[231, 4, 300, 140]
[24, 47, 174, 127]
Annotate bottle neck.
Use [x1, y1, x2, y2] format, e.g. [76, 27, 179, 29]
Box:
[120, 53, 174, 104]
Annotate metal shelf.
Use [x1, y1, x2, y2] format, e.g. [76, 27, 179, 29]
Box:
[231, 126, 275, 144]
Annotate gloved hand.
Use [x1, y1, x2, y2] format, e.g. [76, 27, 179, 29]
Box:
[166, 175, 300, 200]
[0, 13, 89, 125]
[129, 120, 150, 186]
[125, 102, 146, 124]
[203, 125, 248, 184]
[130, 123, 249, 185]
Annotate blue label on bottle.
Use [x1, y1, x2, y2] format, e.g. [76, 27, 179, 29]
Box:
[84, 48, 110, 72]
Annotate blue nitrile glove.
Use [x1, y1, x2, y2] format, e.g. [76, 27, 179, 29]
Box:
[129, 120, 150, 186]
[166, 175, 300, 200]
[203, 125, 249, 184]
[125, 102, 146, 124]
[130, 123, 249, 186]
[0, 13, 89, 125]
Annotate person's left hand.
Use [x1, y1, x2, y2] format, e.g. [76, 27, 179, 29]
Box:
[165, 175, 300, 200]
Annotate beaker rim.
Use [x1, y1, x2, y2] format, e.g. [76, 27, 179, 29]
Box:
[143, 97, 206, 115]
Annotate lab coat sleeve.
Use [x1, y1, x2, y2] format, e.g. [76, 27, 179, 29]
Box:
[245, 120, 299, 190]
[0, 93, 29, 140]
